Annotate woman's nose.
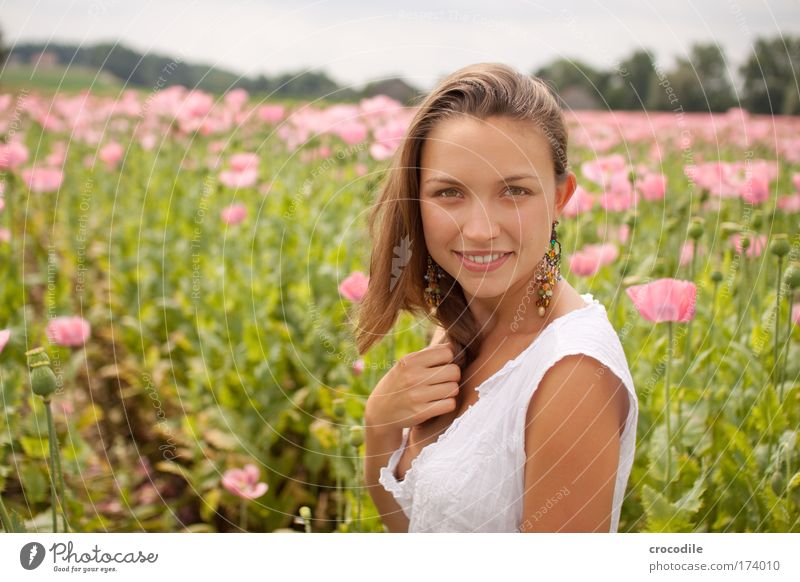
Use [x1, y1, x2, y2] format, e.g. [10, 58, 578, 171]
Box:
[460, 199, 501, 241]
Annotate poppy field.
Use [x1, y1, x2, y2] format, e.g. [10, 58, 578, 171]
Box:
[0, 87, 798, 533]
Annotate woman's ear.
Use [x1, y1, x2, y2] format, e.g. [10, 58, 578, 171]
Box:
[554, 171, 577, 217]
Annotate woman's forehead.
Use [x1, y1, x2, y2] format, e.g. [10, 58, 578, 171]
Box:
[420, 117, 554, 180]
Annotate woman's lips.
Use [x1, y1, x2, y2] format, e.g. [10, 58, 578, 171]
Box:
[454, 251, 512, 272]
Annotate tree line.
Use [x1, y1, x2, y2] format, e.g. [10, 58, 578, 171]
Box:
[1, 33, 798, 113]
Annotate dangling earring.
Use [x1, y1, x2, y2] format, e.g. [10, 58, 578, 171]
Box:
[534, 220, 562, 317]
[424, 254, 444, 309]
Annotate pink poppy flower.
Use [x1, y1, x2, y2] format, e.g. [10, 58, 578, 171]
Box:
[221, 203, 247, 225]
[258, 104, 285, 124]
[562, 185, 595, 217]
[793, 173, 800, 193]
[793, 303, 800, 327]
[219, 168, 257, 189]
[618, 224, 630, 244]
[637, 173, 667, 201]
[99, 141, 124, 169]
[21, 167, 64, 193]
[0, 328, 10, 353]
[777, 193, 800, 213]
[46, 316, 91, 347]
[353, 358, 365, 375]
[583, 243, 619, 266]
[229, 153, 259, 173]
[626, 278, 697, 323]
[0, 228, 10, 243]
[581, 154, 627, 185]
[222, 464, 268, 499]
[339, 271, 369, 303]
[599, 189, 637, 212]
[679, 241, 695, 267]
[0, 141, 29, 170]
[569, 251, 601, 277]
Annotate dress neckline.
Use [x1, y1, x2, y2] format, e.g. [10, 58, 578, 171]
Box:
[399, 292, 601, 484]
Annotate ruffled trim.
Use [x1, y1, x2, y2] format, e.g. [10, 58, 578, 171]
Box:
[378, 428, 409, 498]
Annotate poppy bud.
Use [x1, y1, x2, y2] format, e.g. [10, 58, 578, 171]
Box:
[26, 347, 57, 399]
[687, 217, 704, 240]
[769, 234, 790, 258]
[332, 398, 346, 420]
[784, 264, 800, 290]
[349, 425, 364, 447]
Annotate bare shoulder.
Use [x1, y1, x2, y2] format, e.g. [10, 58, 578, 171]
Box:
[525, 354, 629, 440]
[519, 354, 630, 532]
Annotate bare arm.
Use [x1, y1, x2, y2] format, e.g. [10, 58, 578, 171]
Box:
[364, 421, 409, 532]
[519, 355, 629, 532]
[364, 323, 451, 533]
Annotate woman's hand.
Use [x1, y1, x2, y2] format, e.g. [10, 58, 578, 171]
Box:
[365, 343, 461, 434]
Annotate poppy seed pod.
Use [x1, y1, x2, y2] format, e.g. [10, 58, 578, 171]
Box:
[688, 217, 705, 241]
[349, 425, 364, 447]
[769, 234, 790, 258]
[25, 347, 58, 399]
[784, 264, 800, 290]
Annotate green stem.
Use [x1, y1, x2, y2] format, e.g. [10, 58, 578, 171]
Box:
[52, 408, 69, 532]
[354, 443, 362, 533]
[773, 256, 783, 387]
[686, 243, 698, 358]
[336, 426, 343, 527]
[239, 497, 247, 531]
[45, 400, 58, 532]
[665, 321, 673, 494]
[780, 291, 795, 401]
[0, 492, 14, 532]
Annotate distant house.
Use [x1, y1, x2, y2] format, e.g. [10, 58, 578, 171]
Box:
[361, 77, 422, 105]
[558, 85, 601, 110]
[31, 51, 59, 67]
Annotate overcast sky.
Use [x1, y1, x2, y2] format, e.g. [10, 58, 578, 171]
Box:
[2, 0, 798, 90]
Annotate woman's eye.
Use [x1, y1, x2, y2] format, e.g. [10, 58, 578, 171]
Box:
[506, 186, 529, 196]
[436, 188, 461, 198]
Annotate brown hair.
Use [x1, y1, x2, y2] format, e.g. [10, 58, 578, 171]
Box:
[354, 62, 569, 371]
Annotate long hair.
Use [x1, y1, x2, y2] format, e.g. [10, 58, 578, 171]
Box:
[355, 62, 569, 371]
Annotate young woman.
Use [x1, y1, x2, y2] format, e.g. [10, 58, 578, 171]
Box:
[356, 63, 638, 533]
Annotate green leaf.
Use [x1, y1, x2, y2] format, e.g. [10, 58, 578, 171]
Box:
[20, 436, 50, 460]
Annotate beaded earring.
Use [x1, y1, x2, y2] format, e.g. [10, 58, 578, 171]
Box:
[534, 220, 562, 316]
[423, 254, 444, 309]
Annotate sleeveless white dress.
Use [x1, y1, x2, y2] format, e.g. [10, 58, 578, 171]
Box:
[378, 293, 638, 532]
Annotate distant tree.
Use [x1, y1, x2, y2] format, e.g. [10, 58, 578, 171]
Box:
[534, 58, 608, 108]
[740, 35, 800, 115]
[603, 50, 657, 110]
[0, 26, 6, 67]
[648, 44, 735, 112]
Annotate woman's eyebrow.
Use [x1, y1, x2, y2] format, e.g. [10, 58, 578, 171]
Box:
[422, 173, 542, 186]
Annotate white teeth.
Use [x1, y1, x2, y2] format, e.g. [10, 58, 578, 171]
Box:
[462, 253, 507, 264]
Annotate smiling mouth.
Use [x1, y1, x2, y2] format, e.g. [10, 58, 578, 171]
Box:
[454, 251, 512, 270]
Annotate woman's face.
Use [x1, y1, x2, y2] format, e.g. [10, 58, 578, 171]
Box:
[419, 115, 576, 303]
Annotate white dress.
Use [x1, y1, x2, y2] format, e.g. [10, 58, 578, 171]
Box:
[378, 293, 638, 532]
